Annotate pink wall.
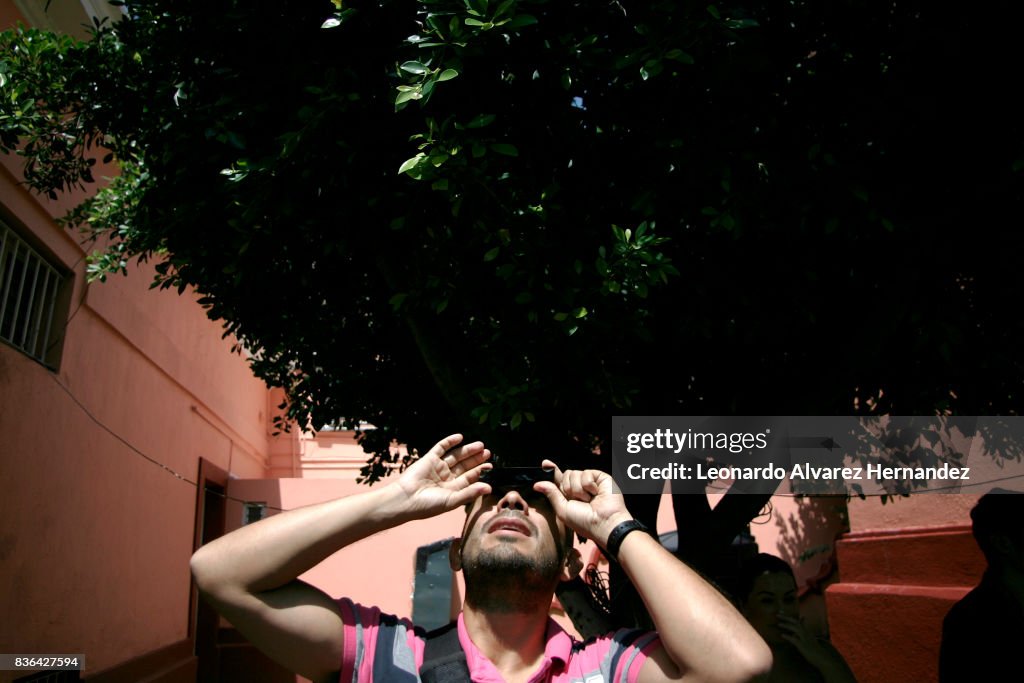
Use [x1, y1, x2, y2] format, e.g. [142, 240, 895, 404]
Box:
[0, 9, 280, 674]
[0, 214, 275, 680]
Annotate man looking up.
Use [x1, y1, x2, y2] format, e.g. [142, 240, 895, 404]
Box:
[190, 434, 772, 682]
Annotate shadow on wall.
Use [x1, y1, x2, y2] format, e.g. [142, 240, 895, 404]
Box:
[771, 495, 849, 589]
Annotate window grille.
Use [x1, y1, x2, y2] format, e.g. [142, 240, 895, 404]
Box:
[242, 502, 267, 525]
[0, 221, 66, 366]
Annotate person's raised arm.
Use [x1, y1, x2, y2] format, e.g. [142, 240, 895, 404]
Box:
[535, 462, 772, 683]
[189, 434, 491, 683]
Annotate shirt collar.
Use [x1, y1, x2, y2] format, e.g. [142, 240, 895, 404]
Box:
[457, 612, 573, 681]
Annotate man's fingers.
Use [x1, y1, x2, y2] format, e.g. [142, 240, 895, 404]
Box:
[548, 468, 615, 502]
[539, 458, 563, 483]
[447, 481, 491, 509]
[439, 440, 486, 478]
[430, 434, 464, 460]
[534, 481, 568, 517]
[451, 441, 487, 464]
[443, 440, 485, 466]
[561, 469, 591, 501]
[451, 461, 493, 488]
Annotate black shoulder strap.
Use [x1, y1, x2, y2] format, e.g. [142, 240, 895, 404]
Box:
[420, 621, 472, 683]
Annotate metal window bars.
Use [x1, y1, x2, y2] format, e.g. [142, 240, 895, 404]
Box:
[0, 222, 65, 366]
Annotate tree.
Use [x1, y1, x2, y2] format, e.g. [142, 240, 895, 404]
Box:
[3, 0, 1023, 618]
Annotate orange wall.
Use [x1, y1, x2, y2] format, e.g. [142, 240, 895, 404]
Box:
[846, 492, 979, 534]
[826, 494, 981, 682]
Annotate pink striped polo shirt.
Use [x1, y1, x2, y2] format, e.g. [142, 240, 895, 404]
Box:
[337, 598, 661, 683]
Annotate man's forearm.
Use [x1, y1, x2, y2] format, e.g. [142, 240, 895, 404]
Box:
[191, 482, 412, 595]
[186, 435, 489, 683]
[617, 531, 772, 682]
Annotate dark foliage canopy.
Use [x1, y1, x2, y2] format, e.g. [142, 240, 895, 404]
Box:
[3, 0, 1023, 481]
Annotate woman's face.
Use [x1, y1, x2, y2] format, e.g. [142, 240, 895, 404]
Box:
[742, 571, 799, 645]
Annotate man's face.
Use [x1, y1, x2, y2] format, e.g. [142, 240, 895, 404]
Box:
[457, 486, 567, 585]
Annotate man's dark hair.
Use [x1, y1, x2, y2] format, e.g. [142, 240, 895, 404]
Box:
[970, 490, 1024, 565]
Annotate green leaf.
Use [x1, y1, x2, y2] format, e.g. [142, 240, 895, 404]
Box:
[490, 143, 518, 156]
[397, 153, 425, 174]
[665, 49, 695, 64]
[494, 0, 516, 18]
[725, 18, 760, 29]
[483, 246, 500, 261]
[553, 312, 569, 321]
[510, 412, 523, 429]
[321, 17, 341, 29]
[467, 113, 496, 128]
[505, 14, 538, 29]
[438, 68, 459, 81]
[395, 88, 422, 104]
[400, 61, 429, 75]
[706, 5, 721, 19]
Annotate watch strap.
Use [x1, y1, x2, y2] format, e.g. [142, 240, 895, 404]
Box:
[605, 519, 649, 560]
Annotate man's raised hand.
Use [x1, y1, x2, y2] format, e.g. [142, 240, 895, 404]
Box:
[534, 459, 633, 548]
[395, 434, 492, 519]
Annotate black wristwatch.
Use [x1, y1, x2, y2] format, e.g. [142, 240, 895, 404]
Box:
[604, 519, 649, 561]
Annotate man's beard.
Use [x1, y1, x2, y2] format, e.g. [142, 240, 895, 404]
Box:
[462, 541, 562, 613]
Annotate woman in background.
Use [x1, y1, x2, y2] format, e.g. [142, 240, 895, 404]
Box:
[736, 553, 857, 683]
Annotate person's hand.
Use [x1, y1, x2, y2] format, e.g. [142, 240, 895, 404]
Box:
[533, 459, 633, 547]
[777, 614, 834, 669]
[394, 434, 492, 519]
